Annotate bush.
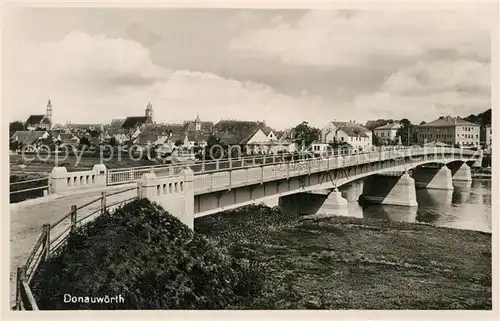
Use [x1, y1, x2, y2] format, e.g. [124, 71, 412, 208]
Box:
[31, 199, 265, 309]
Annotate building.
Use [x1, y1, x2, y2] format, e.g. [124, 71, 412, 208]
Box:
[373, 122, 402, 141]
[211, 120, 283, 154]
[53, 133, 80, 150]
[66, 123, 104, 132]
[482, 125, 492, 147]
[321, 121, 373, 151]
[416, 116, 480, 147]
[183, 114, 214, 133]
[25, 99, 53, 131]
[10, 131, 50, 150]
[121, 102, 154, 133]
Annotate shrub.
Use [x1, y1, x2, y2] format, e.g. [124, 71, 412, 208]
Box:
[31, 199, 265, 309]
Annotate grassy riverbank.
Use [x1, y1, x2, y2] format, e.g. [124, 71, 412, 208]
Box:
[10, 173, 49, 204]
[195, 205, 492, 309]
[30, 201, 491, 309]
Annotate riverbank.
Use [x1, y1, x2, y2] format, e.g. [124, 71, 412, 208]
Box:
[10, 172, 49, 204]
[195, 205, 492, 309]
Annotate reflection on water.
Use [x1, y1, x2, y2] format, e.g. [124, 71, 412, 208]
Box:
[336, 179, 491, 232]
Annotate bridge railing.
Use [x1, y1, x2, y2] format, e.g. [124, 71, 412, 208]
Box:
[193, 147, 480, 194]
[106, 152, 314, 185]
[106, 147, 429, 186]
[107, 146, 481, 187]
[15, 185, 142, 310]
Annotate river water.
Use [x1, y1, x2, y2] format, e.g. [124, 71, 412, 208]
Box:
[280, 179, 492, 233]
[334, 179, 492, 233]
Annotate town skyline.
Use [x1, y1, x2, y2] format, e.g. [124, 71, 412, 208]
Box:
[4, 7, 492, 130]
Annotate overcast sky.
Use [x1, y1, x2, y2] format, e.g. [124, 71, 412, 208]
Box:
[3, 6, 494, 130]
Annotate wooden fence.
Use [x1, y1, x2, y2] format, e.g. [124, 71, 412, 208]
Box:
[15, 184, 141, 310]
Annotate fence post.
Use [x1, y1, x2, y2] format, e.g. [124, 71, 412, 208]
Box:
[101, 191, 107, 215]
[137, 181, 143, 199]
[42, 224, 51, 261]
[15, 266, 25, 310]
[216, 160, 220, 170]
[241, 157, 244, 168]
[70, 205, 77, 232]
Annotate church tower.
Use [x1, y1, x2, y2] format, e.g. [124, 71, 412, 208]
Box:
[145, 101, 153, 122]
[195, 113, 201, 131]
[46, 98, 53, 124]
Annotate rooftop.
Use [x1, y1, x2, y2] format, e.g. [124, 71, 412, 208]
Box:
[420, 116, 479, 127]
[374, 123, 402, 130]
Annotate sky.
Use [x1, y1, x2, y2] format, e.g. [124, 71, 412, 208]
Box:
[3, 6, 494, 130]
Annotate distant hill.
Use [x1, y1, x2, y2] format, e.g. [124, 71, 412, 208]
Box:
[463, 109, 491, 126]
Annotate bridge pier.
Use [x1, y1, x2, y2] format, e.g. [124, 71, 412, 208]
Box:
[278, 187, 348, 216]
[451, 163, 472, 182]
[358, 172, 418, 207]
[412, 165, 453, 190]
[321, 188, 348, 207]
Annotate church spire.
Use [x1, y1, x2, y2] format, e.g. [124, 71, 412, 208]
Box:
[46, 98, 53, 124]
[145, 101, 153, 121]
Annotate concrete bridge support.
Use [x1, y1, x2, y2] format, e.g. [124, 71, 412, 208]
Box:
[140, 167, 195, 229]
[450, 163, 473, 182]
[412, 165, 453, 190]
[278, 188, 348, 216]
[358, 172, 418, 207]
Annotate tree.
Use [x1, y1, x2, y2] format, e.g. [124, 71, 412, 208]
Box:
[293, 121, 321, 148]
[365, 119, 389, 131]
[396, 119, 417, 146]
[419, 121, 427, 125]
[200, 135, 227, 160]
[88, 130, 100, 138]
[79, 136, 90, 147]
[109, 137, 118, 146]
[9, 121, 24, 136]
[373, 134, 389, 146]
[464, 108, 491, 126]
[10, 140, 20, 151]
[174, 139, 183, 147]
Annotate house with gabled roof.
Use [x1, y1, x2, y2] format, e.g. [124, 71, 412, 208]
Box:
[212, 120, 282, 154]
[10, 131, 50, 150]
[25, 115, 51, 131]
[374, 122, 402, 141]
[321, 120, 372, 150]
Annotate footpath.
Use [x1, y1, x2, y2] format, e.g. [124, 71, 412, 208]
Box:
[9, 183, 137, 307]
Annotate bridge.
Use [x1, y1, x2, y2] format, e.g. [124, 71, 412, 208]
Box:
[10, 145, 482, 308]
[20, 146, 482, 228]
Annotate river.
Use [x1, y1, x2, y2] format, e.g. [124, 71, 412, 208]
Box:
[337, 179, 492, 233]
[280, 179, 492, 233]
